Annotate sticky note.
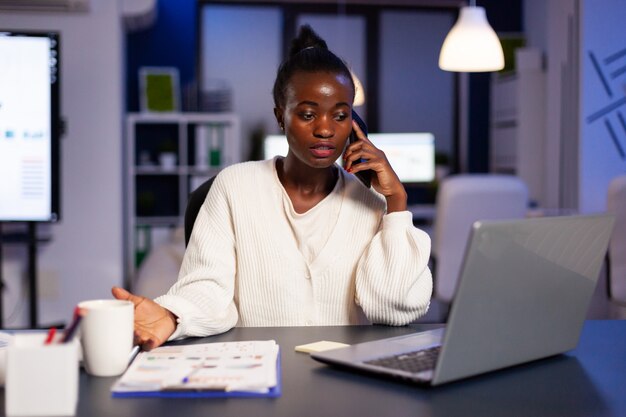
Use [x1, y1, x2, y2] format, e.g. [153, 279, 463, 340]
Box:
[294, 340, 349, 354]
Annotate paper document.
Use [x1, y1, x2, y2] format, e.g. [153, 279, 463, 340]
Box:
[111, 340, 280, 397]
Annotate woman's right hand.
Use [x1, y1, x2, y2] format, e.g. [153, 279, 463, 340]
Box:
[111, 286, 177, 351]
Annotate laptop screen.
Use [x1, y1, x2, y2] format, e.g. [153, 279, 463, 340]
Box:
[262, 132, 435, 184]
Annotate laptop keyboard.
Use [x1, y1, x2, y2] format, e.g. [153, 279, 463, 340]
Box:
[364, 346, 441, 374]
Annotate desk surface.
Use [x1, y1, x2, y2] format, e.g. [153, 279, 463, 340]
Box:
[3, 321, 625, 417]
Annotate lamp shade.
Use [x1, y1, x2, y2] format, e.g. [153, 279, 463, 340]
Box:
[438, 6, 504, 72]
[352, 71, 365, 106]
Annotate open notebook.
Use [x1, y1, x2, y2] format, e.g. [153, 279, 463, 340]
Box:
[112, 340, 280, 398]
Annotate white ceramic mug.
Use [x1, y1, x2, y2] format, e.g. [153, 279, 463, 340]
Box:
[159, 152, 177, 170]
[78, 299, 134, 377]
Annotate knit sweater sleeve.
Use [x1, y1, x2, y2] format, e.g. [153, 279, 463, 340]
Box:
[154, 173, 238, 339]
[355, 210, 433, 325]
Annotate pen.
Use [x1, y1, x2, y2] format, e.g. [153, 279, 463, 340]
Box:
[60, 306, 86, 343]
[44, 327, 57, 345]
[128, 345, 141, 365]
[181, 364, 205, 384]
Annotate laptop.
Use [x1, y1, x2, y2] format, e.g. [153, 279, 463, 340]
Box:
[312, 214, 615, 386]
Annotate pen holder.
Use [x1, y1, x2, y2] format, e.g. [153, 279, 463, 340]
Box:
[5, 333, 79, 417]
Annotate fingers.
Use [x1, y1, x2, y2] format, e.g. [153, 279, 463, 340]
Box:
[132, 308, 177, 351]
[343, 140, 404, 196]
[138, 335, 158, 351]
[134, 327, 165, 351]
[134, 333, 159, 351]
[112, 286, 172, 352]
[351, 120, 372, 144]
[344, 120, 374, 172]
[143, 338, 162, 351]
[111, 286, 130, 300]
[112, 286, 146, 307]
[344, 141, 379, 173]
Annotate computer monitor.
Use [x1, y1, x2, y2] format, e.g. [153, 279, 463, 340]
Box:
[0, 31, 61, 222]
[262, 132, 435, 184]
[368, 133, 435, 183]
[263, 134, 289, 160]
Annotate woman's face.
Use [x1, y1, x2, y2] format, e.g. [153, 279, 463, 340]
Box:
[277, 71, 354, 169]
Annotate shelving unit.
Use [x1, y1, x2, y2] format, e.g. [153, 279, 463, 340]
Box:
[124, 112, 241, 285]
[490, 48, 546, 206]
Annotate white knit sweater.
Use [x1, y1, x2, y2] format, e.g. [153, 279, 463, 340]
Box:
[155, 158, 432, 339]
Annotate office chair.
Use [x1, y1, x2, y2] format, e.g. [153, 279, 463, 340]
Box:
[184, 175, 217, 247]
[433, 174, 529, 306]
[607, 174, 626, 304]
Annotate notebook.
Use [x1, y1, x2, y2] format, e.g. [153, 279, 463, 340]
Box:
[111, 340, 281, 398]
[312, 214, 614, 386]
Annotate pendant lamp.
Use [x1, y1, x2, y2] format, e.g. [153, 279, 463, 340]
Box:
[438, 1, 504, 72]
[352, 71, 365, 106]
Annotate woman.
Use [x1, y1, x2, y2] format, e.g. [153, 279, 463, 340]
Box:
[113, 25, 432, 350]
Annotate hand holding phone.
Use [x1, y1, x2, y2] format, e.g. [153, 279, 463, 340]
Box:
[348, 110, 373, 188]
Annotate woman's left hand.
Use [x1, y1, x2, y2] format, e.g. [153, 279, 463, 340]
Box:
[344, 120, 407, 212]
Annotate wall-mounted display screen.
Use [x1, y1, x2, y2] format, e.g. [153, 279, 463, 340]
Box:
[0, 31, 61, 222]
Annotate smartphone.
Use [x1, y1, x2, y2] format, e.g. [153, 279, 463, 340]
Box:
[349, 110, 373, 188]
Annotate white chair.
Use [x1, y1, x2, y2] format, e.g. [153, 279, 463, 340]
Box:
[607, 175, 626, 303]
[433, 174, 529, 305]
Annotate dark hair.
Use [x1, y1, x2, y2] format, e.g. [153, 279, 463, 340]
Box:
[272, 25, 355, 108]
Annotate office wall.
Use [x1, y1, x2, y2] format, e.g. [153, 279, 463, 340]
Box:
[522, 0, 547, 54]
[0, 0, 123, 326]
[126, 0, 196, 112]
[379, 10, 454, 157]
[525, 0, 625, 212]
[579, 0, 626, 213]
[201, 5, 282, 160]
[523, 0, 577, 210]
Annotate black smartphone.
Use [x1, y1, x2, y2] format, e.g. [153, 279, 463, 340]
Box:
[349, 110, 373, 188]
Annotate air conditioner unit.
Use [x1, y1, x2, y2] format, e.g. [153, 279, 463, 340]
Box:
[0, 0, 89, 12]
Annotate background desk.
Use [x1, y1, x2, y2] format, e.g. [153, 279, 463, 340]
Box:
[2, 321, 625, 417]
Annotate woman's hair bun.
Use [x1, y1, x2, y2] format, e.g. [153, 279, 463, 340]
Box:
[288, 24, 328, 58]
[272, 24, 355, 108]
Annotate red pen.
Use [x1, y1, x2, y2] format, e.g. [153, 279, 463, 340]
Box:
[44, 327, 57, 345]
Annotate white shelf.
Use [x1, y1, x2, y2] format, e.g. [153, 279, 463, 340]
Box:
[124, 112, 241, 285]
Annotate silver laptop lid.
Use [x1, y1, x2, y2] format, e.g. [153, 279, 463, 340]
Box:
[432, 214, 614, 385]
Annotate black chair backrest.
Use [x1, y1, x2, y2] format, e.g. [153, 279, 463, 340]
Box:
[184, 176, 216, 247]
